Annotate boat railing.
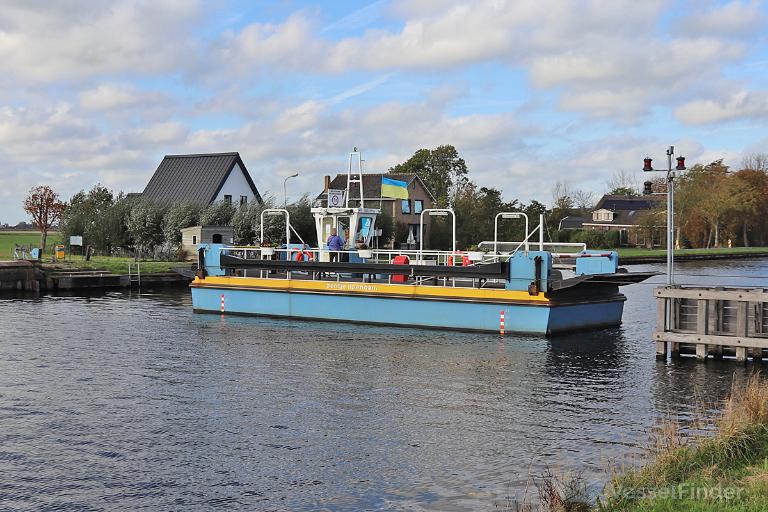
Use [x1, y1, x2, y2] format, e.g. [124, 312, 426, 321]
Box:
[224, 246, 465, 266]
[475, 241, 587, 262]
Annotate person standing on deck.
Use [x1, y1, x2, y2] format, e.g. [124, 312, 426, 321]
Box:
[327, 228, 343, 262]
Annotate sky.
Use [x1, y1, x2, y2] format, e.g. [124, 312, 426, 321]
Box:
[1, 0, 767, 223]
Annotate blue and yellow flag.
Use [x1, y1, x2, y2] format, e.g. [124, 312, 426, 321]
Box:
[381, 176, 409, 199]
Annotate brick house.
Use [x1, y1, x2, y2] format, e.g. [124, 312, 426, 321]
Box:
[317, 173, 436, 248]
[582, 194, 666, 247]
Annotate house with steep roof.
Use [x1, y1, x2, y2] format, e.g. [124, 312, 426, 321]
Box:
[140, 152, 262, 207]
[316, 173, 436, 248]
[582, 194, 665, 247]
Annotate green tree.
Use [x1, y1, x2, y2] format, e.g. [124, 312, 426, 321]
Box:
[376, 207, 395, 247]
[101, 194, 133, 251]
[163, 202, 202, 246]
[286, 194, 316, 245]
[607, 186, 638, 197]
[693, 160, 732, 248]
[200, 200, 236, 226]
[58, 184, 115, 252]
[127, 200, 167, 257]
[729, 168, 768, 247]
[389, 145, 469, 206]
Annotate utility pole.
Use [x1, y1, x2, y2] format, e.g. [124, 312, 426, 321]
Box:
[643, 148, 686, 285]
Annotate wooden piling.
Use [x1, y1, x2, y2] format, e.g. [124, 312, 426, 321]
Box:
[654, 286, 768, 363]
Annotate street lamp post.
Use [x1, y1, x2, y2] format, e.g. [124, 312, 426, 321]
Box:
[643, 147, 686, 285]
[283, 172, 299, 208]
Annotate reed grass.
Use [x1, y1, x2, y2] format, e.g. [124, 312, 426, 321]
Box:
[598, 373, 768, 511]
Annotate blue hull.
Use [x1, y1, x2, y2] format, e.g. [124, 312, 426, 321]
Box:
[191, 287, 624, 335]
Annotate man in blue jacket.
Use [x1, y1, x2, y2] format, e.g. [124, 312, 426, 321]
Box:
[327, 228, 343, 262]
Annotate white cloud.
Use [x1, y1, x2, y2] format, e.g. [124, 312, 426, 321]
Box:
[0, 1, 201, 85]
[675, 90, 768, 124]
[682, 1, 764, 37]
[79, 83, 167, 111]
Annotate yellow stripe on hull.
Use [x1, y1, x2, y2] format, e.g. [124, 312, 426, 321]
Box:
[192, 276, 550, 303]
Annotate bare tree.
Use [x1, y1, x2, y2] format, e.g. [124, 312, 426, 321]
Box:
[551, 181, 573, 211]
[23, 185, 66, 251]
[606, 169, 639, 196]
[741, 153, 768, 173]
[572, 189, 596, 212]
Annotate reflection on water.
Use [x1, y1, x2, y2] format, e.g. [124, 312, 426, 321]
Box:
[0, 259, 766, 510]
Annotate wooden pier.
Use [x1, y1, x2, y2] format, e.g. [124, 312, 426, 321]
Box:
[654, 286, 768, 362]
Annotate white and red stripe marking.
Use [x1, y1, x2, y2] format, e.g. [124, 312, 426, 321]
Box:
[499, 310, 505, 336]
[220, 293, 225, 314]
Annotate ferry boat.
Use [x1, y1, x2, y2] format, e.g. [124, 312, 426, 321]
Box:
[190, 150, 653, 335]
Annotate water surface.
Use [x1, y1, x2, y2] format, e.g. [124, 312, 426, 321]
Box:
[1, 259, 766, 510]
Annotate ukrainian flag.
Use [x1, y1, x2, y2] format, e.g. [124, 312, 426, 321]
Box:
[381, 176, 409, 199]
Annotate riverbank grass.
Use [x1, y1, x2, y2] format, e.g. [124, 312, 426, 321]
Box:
[44, 256, 185, 274]
[599, 374, 768, 511]
[0, 231, 45, 259]
[617, 246, 768, 259]
[1, 232, 184, 273]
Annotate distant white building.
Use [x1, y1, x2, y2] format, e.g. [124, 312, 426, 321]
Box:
[180, 225, 235, 259]
[139, 152, 262, 206]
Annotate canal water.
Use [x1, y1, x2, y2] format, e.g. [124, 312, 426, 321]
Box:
[1, 259, 766, 511]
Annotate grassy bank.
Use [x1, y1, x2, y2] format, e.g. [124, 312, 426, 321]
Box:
[0, 231, 47, 258]
[44, 256, 184, 274]
[598, 374, 768, 511]
[617, 246, 768, 259]
[1, 231, 184, 274]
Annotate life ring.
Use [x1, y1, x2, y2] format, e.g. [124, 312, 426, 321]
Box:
[293, 248, 314, 261]
[448, 251, 470, 267]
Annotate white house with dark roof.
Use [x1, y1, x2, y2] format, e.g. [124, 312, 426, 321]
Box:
[140, 152, 262, 206]
[582, 194, 665, 247]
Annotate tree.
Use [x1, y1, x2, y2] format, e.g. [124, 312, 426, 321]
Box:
[606, 169, 639, 196]
[729, 169, 768, 247]
[688, 160, 732, 248]
[742, 153, 768, 173]
[163, 202, 202, 247]
[550, 181, 574, 228]
[23, 185, 65, 251]
[127, 200, 167, 257]
[101, 194, 134, 252]
[286, 194, 316, 245]
[572, 189, 595, 213]
[200, 200, 236, 226]
[59, 184, 116, 253]
[389, 145, 469, 207]
[376, 207, 395, 247]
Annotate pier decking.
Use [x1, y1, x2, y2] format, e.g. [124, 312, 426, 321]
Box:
[654, 286, 768, 362]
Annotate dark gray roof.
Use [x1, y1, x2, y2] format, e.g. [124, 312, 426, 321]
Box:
[584, 209, 663, 227]
[141, 152, 262, 205]
[594, 194, 663, 211]
[559, 216, 587, 229]
[316, 173, 435, 202]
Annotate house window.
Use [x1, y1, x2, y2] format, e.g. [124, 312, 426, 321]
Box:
[414, 200, 423, 214]
[224, 195, 232, 205]
[192, 235, 197, 244]
[240, 195, 248, 206]
[401, 199, 411, 214]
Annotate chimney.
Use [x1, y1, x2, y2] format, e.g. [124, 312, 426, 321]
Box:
[324, 175, 331, 192]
